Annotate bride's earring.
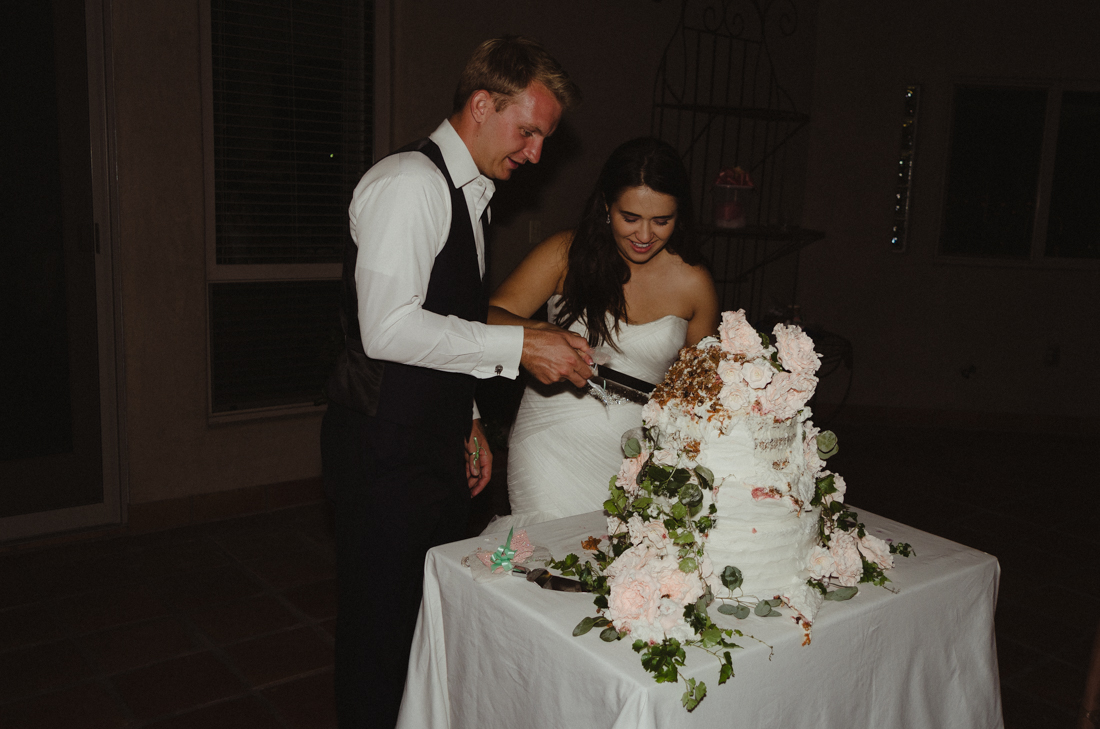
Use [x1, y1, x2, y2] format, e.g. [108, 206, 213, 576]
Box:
[605, 211, 610, 224]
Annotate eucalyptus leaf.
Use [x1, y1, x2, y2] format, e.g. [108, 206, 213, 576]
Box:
[766, 598, 782, 607]
[624, 437, 642, 458]
[573, 617, 597, 636]
[817, 430, 839, 459]
[732, 604, 750, 619]
[720, 565, 743, 591]
[753, 601, 772, 617]
[678, 482, 703, 506]
[763, 610, 784, 617]
[825, 586, 859, 601]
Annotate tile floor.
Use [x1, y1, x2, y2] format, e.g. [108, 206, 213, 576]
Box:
[1, 421, 1096, 728]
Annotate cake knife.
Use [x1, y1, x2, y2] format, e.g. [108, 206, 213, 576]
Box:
[588, 364, 657, 405]
[512, 566, 588, 592]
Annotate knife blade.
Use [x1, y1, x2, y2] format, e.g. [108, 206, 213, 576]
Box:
[524, 568, 588, 592]
[588, 365, 657, 405]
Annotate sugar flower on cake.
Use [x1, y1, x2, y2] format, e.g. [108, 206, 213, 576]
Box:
[773, 322, 822, 377]
[616, 451, 648, 496]
[626, 515, 671, 554]
[802, 423, 826, 477]
[829, 531, 865, 587]
[740, 359, 774, 390]
[718, 310, 766, 360]
[858, 533, 894, 571]
[806, 544, 836, 581]
[606, 562, 662, 633]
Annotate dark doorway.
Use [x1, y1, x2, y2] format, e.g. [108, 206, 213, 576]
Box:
[1, 0, 105, 521]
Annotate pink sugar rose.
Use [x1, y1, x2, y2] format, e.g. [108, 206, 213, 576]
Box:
[773, 323, 822, 377]
[627, 515, 670, 551]
[718, 310, 765, 359]
[829, 531, 864, 587]
[652, 448, 679, 467]
[719, 380, 751, 412]
[830, 473, 847, 503]
[858, 534, 894, 570]
[761, 372, 817, 421]
[606, 566, 662, 629]
[605, 543, 655, 578]
[656, 598, 697, 642]
[741, 359, 775, 389]
[716, 359, 742, 384]
[641, 399, 662, 426]
[656, 561, 705, 605]
[806, 545, 835, 580]
[803, 424, 825, 476]
[617, 454, 647, 495]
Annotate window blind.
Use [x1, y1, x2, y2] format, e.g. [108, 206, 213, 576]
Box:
[211, 0, 371, 264]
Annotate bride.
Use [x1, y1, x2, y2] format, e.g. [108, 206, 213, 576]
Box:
[485, 137, 719, 533]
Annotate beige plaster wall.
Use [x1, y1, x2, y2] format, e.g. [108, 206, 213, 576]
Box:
[801, 0, 1100, 422]
[113, 0, 323, 504]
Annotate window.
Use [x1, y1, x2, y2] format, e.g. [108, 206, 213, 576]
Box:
[939, 83, 1100, 261]
[205, 0, 372, 415]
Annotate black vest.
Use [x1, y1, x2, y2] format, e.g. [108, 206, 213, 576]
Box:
[325, 139, 486, 434]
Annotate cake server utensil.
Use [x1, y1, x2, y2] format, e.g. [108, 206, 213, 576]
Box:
[516, 567, 587, 592]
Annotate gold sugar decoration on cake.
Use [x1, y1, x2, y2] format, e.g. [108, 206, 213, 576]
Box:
[651, 345, 725, 412]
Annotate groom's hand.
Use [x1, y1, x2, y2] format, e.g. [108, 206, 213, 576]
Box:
[466, 418, 492, 497]
[520, 328, 593, 387]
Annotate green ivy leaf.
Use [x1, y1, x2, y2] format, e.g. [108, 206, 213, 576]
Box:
[673, 531, 696, 546]
[824, 586, 859, 601]
[670, 502, 688, 520]
[681, 678, 707, 712]
[890, 541, 914, 557]
[678, 557, 698, 573]
[720, 565, 743, 591]
[719, 652, 734, 684]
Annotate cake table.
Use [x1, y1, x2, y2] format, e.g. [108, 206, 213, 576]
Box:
[396, 509, 1003, 729]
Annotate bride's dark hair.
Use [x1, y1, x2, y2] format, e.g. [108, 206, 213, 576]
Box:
[556, 137, 701, 349]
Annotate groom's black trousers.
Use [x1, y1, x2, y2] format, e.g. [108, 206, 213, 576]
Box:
[321, 400, 470, 729]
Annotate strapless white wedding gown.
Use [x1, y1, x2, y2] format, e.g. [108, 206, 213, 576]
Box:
[483, 296, 687, 535]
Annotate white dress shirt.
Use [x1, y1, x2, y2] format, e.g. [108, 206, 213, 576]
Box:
[348, 120, 523, 418]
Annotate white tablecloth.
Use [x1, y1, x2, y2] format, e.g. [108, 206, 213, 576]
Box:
[396, 509, 1003, 729]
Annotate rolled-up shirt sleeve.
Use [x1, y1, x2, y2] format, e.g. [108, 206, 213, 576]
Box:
[349, 154, 523, 381]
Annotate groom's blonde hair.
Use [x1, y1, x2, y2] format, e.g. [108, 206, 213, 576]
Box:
[452, 36, 581, 114]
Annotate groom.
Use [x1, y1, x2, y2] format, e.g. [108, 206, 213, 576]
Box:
[321, 36, 593, 728]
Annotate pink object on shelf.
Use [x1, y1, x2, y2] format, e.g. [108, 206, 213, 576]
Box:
[714, 166, 754, 228]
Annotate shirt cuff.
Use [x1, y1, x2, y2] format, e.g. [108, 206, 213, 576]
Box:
[477, 324, 524, 379]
